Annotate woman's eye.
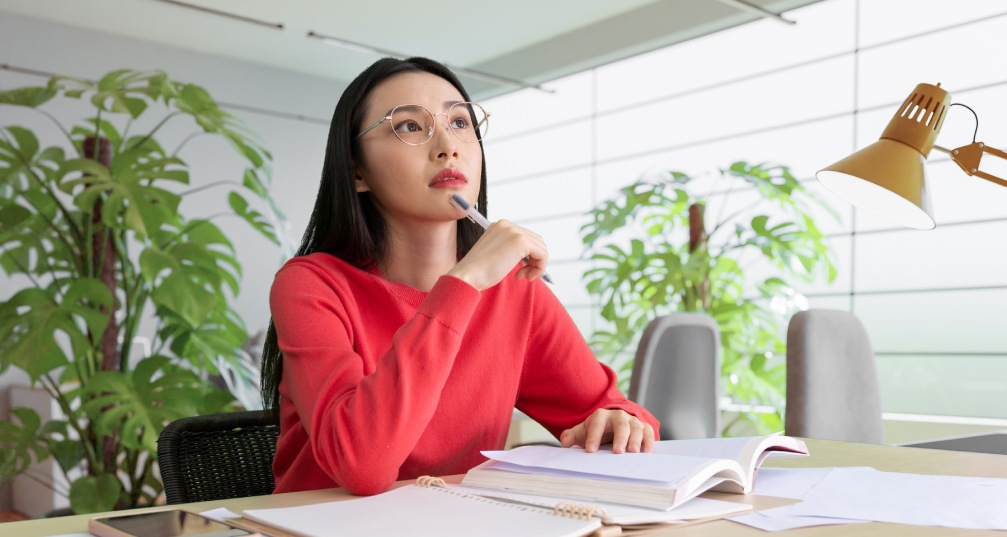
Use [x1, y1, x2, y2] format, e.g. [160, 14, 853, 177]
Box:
[394, 120, 423, 133]
[450, 116, 470, 130]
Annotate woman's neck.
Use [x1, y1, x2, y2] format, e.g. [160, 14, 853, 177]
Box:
[379, 220, 458, 292]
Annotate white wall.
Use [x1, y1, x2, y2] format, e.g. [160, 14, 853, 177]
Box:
[482, 0, 1007, 422]
[0, 12, 342, 512]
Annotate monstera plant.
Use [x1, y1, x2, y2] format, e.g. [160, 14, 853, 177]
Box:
[581, 161, 838, 434]
[0, 69, 284, 513]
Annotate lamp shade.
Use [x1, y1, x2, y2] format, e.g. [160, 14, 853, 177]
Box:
[816, 83, 951, 230]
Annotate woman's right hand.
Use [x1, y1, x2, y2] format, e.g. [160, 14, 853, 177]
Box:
[448, 219, 549, 291]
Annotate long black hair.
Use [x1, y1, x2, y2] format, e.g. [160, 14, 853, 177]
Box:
[260, 57, 489, 410]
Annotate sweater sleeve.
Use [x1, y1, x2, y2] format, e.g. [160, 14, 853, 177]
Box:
[515, 283, 660, 440]
[270, 263, 481, 495]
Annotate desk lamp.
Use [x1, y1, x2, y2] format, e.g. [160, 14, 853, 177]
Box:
[816, 82, 1007, 229]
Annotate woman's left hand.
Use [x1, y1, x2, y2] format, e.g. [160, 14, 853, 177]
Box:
[559, 408, 656, 454]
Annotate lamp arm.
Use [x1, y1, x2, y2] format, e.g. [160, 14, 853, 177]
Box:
[935, 142, 1007, 189]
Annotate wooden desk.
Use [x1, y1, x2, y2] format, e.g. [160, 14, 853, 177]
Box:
[5, 438, 1007, 537]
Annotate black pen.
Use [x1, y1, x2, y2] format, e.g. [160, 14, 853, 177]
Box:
[449, 194, 555, 285]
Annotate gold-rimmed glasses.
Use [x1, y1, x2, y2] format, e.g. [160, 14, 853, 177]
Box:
[356, 102, 490, 145]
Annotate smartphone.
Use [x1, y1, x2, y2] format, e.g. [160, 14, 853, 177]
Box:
[89, 509, 254, 537]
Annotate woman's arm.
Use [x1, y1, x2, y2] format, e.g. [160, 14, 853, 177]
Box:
[270, 262, 481, 495]
[515, 283, 660, 451]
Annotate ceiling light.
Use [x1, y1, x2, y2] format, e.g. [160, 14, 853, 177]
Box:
[306, 31, 553, 94]
[153, 0, 283, 30]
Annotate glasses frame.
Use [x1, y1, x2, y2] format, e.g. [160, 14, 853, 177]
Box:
[356, 102, 490, 145]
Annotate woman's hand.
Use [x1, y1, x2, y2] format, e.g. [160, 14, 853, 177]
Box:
[560, 409, 656, 454]
[448, 219, 548, 291]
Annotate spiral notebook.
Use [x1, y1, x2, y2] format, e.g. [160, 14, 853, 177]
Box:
[241, 477, 603, 537]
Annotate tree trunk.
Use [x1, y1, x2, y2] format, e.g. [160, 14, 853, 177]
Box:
[688, 202, 711, 311]
[82, 135, 120, 477]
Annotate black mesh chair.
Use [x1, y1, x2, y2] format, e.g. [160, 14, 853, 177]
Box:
[157, 410, 280, 504]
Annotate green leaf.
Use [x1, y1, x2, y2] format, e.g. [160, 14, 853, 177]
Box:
[51, 439, 85, 474]
[0, 278, 113, 381]
[69, 474, 122, 514]
[0, 408, 48, 482]
[228, 191, 279, 245]
[82, 356, 233, 453]
[0, 87, 57, 108]
[64, 156, 180, 237]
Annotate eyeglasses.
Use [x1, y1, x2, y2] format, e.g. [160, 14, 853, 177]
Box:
[357, 102, 490, 145]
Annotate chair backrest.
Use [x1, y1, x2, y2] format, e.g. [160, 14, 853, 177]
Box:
[629, 313, 721, 440]
[785, 309, 884, 443]
[157, 409, 280, 504]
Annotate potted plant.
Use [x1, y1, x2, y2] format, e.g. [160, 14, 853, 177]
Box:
[580, 161, 838, 434]
[0, 69, 285, 513]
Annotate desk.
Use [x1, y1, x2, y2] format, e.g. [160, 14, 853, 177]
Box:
[904, 431, 1007, 456]
[5, 438, 1007, 537]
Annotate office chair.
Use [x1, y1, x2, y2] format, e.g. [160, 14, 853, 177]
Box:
[785, 309, 884, 443]
[157, 410, 280, 504]
[629, 313, 721, 440]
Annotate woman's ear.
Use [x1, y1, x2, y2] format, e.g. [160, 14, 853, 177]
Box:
[353, 163, 371, 193]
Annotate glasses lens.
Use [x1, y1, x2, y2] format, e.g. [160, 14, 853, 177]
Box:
[448, 102, 489, 143]
[390, 105, 434, 145]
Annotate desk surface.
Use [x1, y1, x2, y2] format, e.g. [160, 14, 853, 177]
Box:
[5, 438, 1007, 537]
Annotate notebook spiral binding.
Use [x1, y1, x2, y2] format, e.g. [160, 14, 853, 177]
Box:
[553, 502, 607, 520]
[416, 476, 447, 488]
[415, 476, 607, 521]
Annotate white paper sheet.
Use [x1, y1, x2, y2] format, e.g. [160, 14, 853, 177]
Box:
[751, 467, 835, 500]
[730, 467, 862, 531]
[200, 507, 241, 522]
[786, 467, 1007, 530]
[730, 509, 866, 532]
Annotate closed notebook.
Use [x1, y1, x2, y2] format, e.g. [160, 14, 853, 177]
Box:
[241, 477, 602, 537]
[462, 434, 809, 510]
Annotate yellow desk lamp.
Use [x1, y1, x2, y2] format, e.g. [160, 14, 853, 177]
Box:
[816, 83, 1007, 229]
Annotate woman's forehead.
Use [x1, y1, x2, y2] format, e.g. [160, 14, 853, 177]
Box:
[366, 71, 464, 113]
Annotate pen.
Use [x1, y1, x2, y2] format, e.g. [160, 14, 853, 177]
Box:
[449, 194, 554, 285]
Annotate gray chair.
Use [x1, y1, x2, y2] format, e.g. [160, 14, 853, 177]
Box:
[785, 309, 884, 443]
[629, 313, 720, 440]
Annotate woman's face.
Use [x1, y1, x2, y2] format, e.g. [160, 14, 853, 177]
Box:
[354, 71, 483, 228]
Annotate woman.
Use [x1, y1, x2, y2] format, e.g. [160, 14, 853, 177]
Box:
[261, 57, 659, 496]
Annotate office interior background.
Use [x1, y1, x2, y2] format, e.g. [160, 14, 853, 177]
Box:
[1, 0, 1005, 514]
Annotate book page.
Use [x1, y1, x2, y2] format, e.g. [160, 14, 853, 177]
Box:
[653, 435, 809, 490]
[243, 485, 601, 537]
[482, 446, 731, 484]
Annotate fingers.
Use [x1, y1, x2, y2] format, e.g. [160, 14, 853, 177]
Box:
[582, 410, 609, 453]
[449, 219, 549, 290]
[561, 409, 654, 454]
[641, 423, 656, 453]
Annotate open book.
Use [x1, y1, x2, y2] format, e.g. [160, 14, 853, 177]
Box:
[239, 476, 752, 537]
[462, 434, 808, 511]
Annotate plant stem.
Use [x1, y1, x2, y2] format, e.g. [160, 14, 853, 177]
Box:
[707, 198, 764, 242]
[180, 180, 240, 197]
[34, 108, 76, 148]
[172, 131, 206, 157]
[12, 163, 85, 267]
[126, 111, 181, 151]
[39, 376, 101, 472]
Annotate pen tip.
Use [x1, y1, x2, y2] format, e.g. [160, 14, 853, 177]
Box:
[450, 194, 471, 211]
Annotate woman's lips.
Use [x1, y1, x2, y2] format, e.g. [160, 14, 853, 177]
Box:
[430, 168, 467, 188]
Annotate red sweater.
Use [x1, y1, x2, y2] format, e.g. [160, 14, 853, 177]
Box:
[269, 252, 659, 495]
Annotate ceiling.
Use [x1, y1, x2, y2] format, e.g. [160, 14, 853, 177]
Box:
[0, 0, 823, 99]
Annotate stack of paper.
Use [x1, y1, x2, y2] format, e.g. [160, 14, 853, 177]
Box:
[730, 467, 1007, 532]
